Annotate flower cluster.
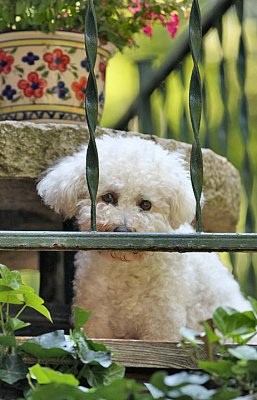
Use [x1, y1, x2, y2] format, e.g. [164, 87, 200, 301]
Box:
[0, 0, 192, 51]
[128, 0, 180, 39]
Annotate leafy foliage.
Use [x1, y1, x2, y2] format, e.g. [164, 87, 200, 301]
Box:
[0, 0, 191, 50]
[0, 264, 124, 397]
[1, 264, 257, 399]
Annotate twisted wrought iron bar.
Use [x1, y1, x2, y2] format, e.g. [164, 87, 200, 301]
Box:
[85, 0, 99, 231]
[216, 18, 229, 156]
[189, 0, 203, 232]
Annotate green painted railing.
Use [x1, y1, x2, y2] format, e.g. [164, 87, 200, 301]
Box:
[0, 232, 257, 253]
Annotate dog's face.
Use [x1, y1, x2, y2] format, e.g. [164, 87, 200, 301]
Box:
[37, 135, 196, 261]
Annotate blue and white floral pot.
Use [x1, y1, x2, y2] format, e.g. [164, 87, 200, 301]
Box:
[0, 31, 115, 124]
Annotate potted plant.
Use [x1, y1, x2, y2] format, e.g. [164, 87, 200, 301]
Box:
[0, 0, 191, 124]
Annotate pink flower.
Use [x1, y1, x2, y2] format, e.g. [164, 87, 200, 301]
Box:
[165, 12, 180, 38]
[128, 0, 142, 14]
[142, 24, 153, 37]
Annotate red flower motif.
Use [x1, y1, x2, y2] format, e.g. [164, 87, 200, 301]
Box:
[0, 50, 14, 74]
[71, 76, 87, 101]
[18, 72, 47, 98]
[43, 48, 70, 72]
[99, 61, 107, 81]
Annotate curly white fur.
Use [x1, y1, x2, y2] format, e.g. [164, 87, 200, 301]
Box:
[37, 135, 251, 340]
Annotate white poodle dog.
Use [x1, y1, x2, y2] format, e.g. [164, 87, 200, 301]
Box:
[37, 135, 251, 340]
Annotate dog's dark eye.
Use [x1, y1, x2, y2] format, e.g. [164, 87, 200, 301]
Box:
[139, 200, 152, 211]
[101, 193, 116, 204]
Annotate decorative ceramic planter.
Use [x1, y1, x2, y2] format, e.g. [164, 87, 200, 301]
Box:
[0, 31, 115, 124]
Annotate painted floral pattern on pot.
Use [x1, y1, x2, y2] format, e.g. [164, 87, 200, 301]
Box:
[0, 31, 115, 123]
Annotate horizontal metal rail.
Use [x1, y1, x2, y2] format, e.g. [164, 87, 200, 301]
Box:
[0, 231, 256, 252]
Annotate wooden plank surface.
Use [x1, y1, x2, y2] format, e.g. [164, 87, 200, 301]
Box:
[95, 339, 203, 369]
[18, 337, 204, 369]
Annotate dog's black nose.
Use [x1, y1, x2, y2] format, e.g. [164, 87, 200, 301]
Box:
[113, 225, 133, 233]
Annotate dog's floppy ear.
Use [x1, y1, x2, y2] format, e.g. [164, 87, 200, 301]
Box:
[37, 146, 88, 218]
[165, 152, 199, 229]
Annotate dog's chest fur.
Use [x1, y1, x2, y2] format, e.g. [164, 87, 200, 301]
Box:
[74, 250, 196, 339]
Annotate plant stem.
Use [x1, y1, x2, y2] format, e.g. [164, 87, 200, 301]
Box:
[15, 304, 27, 319]
[0, 303, 6, 335]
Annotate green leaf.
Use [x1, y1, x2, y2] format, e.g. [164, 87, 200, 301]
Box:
[0, 264, 22, 289]
[201, 321, 220, 344]
[0, 354, 28, 384]
[87, 379, 145, 400]
[213, 306, 256, 337]
[248, 296, 257, 316]
[228, 345, 257, 360]
[149, 371, 169, 392]
[7, 317, 31, 332]
[180, 327, 204, 345]
[73, 307, 92, 330]
[78, 343, 112, 368]
[211, 388, 242, 400]
[164, 371, 209, 387]
[198, 360, 234, 379]
[0, 335, 17, 347]
[24, 293, 52, 322]
[0, 292, 23, 304]
[30, 383, 88, 400]
[29, 364, 79, 386]
[175, 384, 216, 400]
[19, 330, 75, 359]
[145, 383, 164, 399]
[81, 362, 125, 387]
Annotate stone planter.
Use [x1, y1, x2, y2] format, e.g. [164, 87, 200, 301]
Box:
[0, 31, 115, 124]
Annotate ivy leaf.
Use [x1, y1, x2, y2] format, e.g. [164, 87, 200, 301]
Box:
[248, 296, 257, 316]
[149, 371, 169, 392]
[19, 330, 75, 359]
[201, 321, 220, 344]
[172, 384, 216, 400]
[30, 383, 88, 400]
[0, 335, 17, 347]
[211, 388, 242, 400]
[213, 306, 257, 337]
[0, 354, 28, 384]
[145, 383, 164, 399]
[180, 327, 204, 345]
[228, 345, 257, 361]
[164, 371, 209, 387]
[77, 338, 112, 368]
[29, 364, 79, 386]
[81, 363, 125, 387]
[24, 293, 52, 322]
[198, 360, 234, 379]
[0, 264, 22, 289]
[0, 292, 23, 304]
[6, 317, 31, 332]
[73, 306, 91, 330]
